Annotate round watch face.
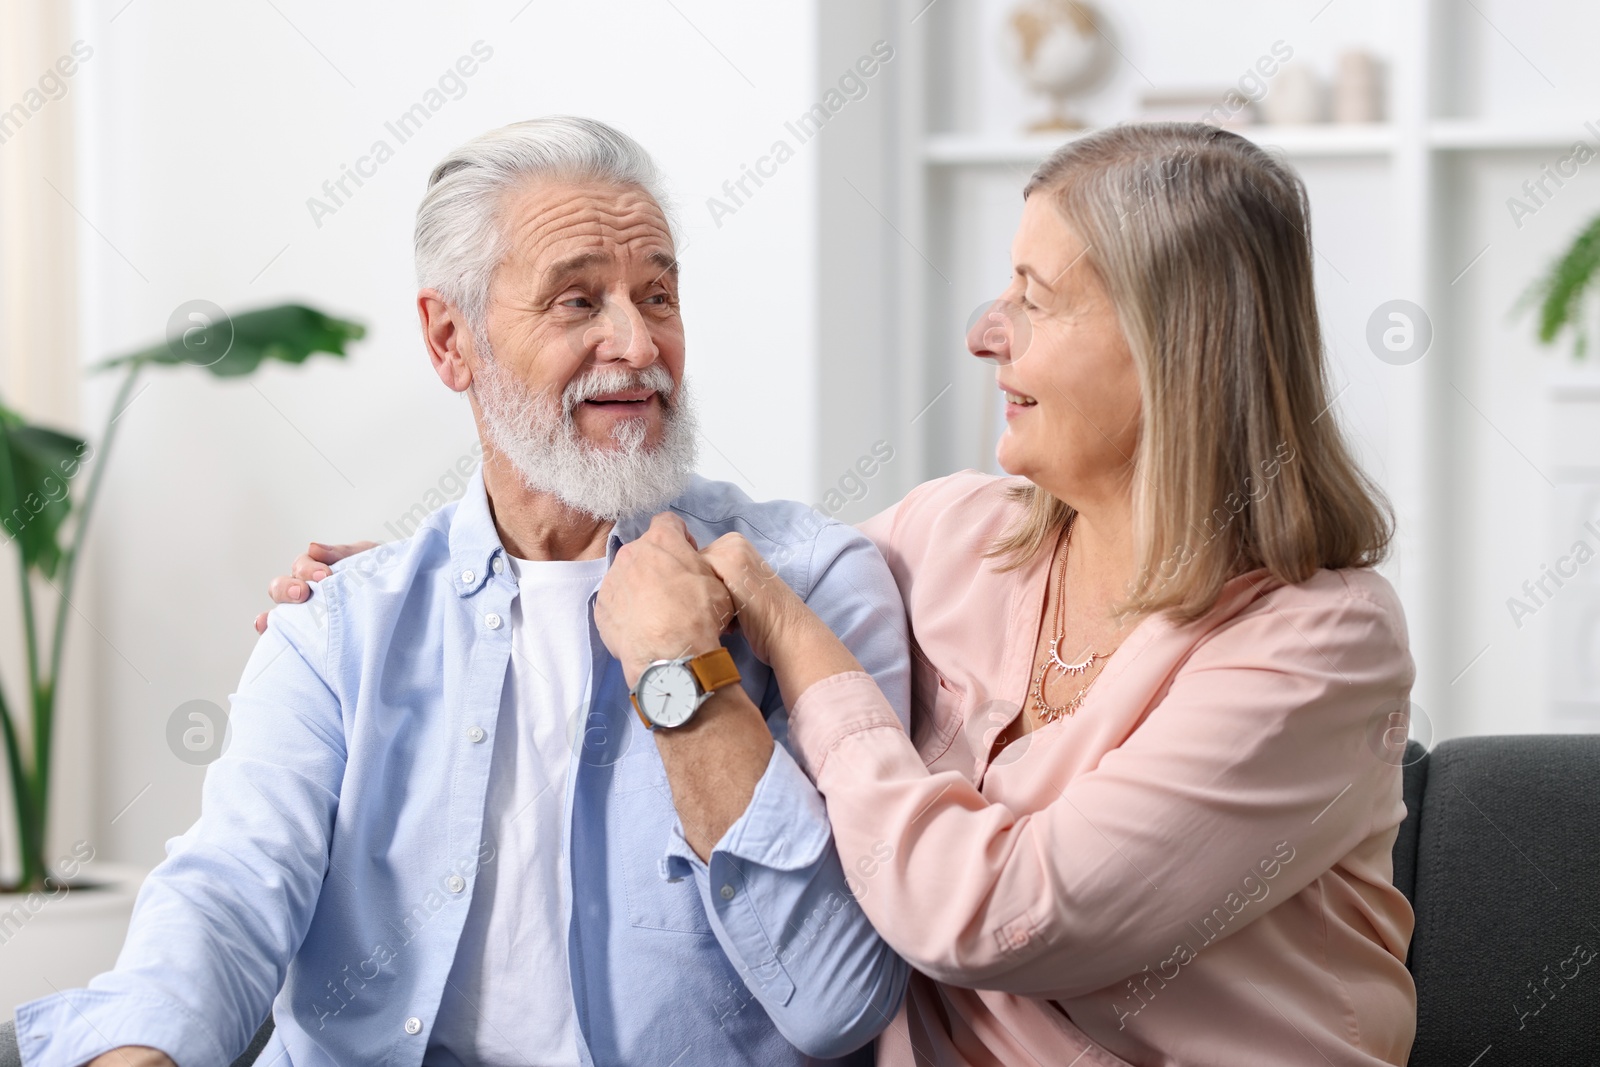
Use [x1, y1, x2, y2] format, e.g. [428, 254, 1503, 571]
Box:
[637, 661, 700, 728]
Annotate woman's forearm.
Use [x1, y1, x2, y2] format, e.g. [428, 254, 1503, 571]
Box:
[765, 603, 864, 713]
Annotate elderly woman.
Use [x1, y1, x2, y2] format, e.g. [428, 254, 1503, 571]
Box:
[272, 122, 1416, 1065]
[674, 121, 1415, 1065]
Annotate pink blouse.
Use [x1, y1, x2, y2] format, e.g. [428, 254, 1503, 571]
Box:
[788, 471, 1416, 1066]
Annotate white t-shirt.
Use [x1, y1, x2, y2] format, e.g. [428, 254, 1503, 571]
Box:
[427, 552, 607, 1067]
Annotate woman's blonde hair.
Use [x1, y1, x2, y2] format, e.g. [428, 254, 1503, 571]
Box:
[992, 122, 1392, 623]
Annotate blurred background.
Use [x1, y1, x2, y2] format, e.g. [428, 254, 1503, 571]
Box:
[1, 0, 1598, 1005]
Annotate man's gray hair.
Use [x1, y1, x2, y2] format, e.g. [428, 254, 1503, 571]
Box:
[414, 116, 675, 333]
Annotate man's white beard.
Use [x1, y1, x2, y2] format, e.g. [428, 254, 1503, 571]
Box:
[471, 345, 699, 523]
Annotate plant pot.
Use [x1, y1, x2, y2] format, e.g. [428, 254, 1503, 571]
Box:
[0, 862, 144, 1017]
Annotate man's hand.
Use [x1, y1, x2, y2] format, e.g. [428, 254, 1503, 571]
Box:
[595, 513, 734, 687]
[253, 540, 379, 633]
[597, 514, 768, 860]
[84, 1047, 177, 1067]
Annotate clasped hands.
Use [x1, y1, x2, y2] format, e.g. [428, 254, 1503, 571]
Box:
[596, 512, 798, 690]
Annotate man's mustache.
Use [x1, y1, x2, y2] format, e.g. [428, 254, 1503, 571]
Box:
[561, 365, 677, 416]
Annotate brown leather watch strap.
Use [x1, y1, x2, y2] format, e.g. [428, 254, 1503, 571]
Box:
[687, 646, 741, 695]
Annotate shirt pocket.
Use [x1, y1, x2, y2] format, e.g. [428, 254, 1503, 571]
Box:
[910, 642, 965, 766]
[615, 758, 716, 937]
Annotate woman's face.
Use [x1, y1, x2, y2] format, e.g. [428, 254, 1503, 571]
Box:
[969, 193, 1141, 506]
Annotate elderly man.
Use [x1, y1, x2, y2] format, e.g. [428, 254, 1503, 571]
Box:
[13, 117, 909, 1067]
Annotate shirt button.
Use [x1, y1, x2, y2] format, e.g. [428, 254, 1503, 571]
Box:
[492, 556, 505, 575]
[403, 1017, 422, 1035]
[461, 569, 475, 586]
[467, 726, 486, 743]
[447, 875, 465, 893]
[720, 884, 735, 900]
[484, 612, 502, 630]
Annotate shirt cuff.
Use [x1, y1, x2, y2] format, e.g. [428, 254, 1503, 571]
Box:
[660, 742, 832, 882]
[787, 670, 905, 780]
[16, 987, 229, 1067]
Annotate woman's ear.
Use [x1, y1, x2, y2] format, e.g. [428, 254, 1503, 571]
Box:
[418, 289, 475, 392]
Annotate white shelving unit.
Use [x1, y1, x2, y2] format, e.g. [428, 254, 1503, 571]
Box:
[863, 0, 1600, 738]
[924, 124, 1400, 164]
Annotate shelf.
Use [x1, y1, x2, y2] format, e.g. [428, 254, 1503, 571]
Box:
[923, 118, 1600, 167]
[1429, 119, 1600, 151]
[923, 124, 1396, 167]
[1546, 368, 1600, 402]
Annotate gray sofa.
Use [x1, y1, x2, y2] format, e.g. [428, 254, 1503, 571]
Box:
[1396, 735, 1600, 1064]
[5, 734, 1597, 1065]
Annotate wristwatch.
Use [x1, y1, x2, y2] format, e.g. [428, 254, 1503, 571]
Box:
[630, 647, 742, 730]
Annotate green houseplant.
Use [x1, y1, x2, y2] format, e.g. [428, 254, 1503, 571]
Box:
[0, 303, 363, 893]
[1523, 213, 1600, 357]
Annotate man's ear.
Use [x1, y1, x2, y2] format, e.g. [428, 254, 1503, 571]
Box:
[418, 289, 475, 393]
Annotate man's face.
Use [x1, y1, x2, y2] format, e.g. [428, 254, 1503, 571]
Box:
[460, 180, 698, 522]
[477, 180, 684, 453]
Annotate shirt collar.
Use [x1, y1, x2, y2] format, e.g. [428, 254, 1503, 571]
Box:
[607, 509, 653, 557]
[450, 468, 687, 596]
[448, 468, 506, 597]
[605, 479, 707, 557]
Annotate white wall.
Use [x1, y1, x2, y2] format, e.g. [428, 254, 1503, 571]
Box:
[69, 0, 823, 869]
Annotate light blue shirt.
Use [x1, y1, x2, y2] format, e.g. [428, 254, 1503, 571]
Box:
[17, 471, 911, 1066]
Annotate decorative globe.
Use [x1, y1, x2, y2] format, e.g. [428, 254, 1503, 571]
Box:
[1003, 0, 1114, 131]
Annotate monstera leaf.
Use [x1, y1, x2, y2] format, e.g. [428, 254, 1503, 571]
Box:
[0, 405, 85, 580]
[96, 304, 366, 378]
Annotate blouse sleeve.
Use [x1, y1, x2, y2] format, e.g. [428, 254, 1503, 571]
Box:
[785, 579, 1413, 999]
